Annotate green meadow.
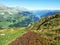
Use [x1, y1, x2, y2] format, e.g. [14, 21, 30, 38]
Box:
[0, 27, 27, 45]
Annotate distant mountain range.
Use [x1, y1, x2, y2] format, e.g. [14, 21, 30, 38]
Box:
[0, 4, 60, 28]
[0, 4, 39, 28]
[32, 10, 60, 18]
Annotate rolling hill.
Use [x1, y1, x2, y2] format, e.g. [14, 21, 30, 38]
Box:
[28, 12, 60, 45]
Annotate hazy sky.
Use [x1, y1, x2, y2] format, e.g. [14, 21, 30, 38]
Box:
[0, 0, 60, 10]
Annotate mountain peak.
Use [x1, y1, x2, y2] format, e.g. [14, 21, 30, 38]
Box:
[15, 6, 28, 11]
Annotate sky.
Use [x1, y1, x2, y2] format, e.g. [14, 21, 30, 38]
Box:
[0, 0, 60, 10]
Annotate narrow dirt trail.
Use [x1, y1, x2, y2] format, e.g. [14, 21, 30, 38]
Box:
[9, 31, 43, 45]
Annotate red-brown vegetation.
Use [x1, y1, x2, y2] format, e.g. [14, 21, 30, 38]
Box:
[9, 31, 43, 45]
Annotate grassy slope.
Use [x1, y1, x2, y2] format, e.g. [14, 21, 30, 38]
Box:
[28, 13, 60, 45]
[0, 27, 27, 45]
